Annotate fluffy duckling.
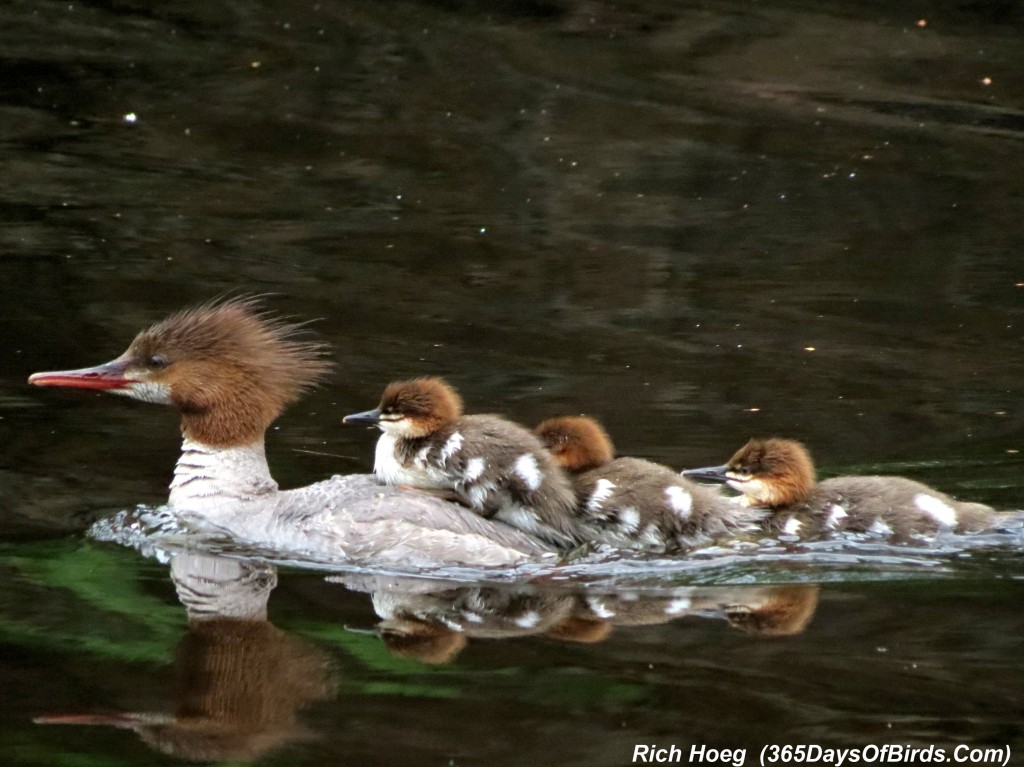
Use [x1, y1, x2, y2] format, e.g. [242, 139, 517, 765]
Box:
[683, 438, 997, 539]
[534, 416, 763, 552]
[344, 377, 580, 548]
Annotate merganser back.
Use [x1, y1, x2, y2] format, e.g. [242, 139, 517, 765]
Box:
[28, 299, 554, 567]
[534, 416, 763, 552]
[683, 437, 997, 538]
[343, 377, 581, 548]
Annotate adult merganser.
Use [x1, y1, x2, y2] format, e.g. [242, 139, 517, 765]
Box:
[36, 554, 337, 762]
[28, 299, 554, 568]
[683, 438, 997, 538]
[343, 377, 580, 548]
[534, 416, 763, 552]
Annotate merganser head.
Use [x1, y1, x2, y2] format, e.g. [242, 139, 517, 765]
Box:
[28, 298, 331, 446]
[683, 438, 816, 507]
[534, 415, 615, 472]
[343, 377, 463, 438]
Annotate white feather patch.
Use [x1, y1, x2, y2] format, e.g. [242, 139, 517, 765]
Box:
[618, 507, 640, 532]
[665, 486, 693, 518]
[464, 457, 486, 481]
[588, 479, 616, 512]
[827, 504, 848, 528]
[514, 453, 542, 491]
[441, 432, 464, 462]
[467, 481, 496, 509]
[913, 493, 958, 528]
[869, 518, 894, 536]
[782, 516, 802, 535]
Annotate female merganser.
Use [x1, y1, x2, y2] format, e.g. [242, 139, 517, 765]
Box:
[28, 299, 554, 568]
[36, 554, 337, 763]
[683, 438, 997, 538]
[343, 377, 580, 548]
[534, 416, 763, 552]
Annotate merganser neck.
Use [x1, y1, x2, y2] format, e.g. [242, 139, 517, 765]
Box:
[169, 438, 278, 513]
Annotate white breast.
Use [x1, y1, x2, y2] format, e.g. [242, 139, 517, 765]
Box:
[373, 433, 447, 488]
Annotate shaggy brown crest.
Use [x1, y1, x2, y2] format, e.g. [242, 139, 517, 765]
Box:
[130, 298, 331, 445]
[378, 377, 464, 427]
[534, 416, 615, 473]
[730, 438, 816, 506]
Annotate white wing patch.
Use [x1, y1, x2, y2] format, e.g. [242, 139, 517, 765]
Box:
[588, 479, 616, 512]
[913, 493, 958, 528]
[441, 432, 464, 463]
[665, 486, 693, 519]
[514, 453, 542, 491]
[782, 516, 802, 535]
[464, 457, 486, 482]
[869, 518, 894, 536]
[618, 507, 640, 532]
[827, 504, 848, 528]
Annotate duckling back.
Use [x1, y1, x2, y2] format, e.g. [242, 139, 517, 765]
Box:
[572, 457, 763, 552]
[381, 414, 581, 548]
[767, 475, 997, 539]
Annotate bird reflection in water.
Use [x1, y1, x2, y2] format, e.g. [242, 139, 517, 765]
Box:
[337, 575, 820, 665]
[34, 555, 338, 763]
[34, 553, 818, 761]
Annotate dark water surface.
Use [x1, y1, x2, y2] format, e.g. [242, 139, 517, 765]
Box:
[2, 0, 1024, 764]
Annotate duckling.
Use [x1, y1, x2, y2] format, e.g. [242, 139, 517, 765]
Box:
[683, 438, 997, 539]
[344, 377, 580, 548]
[534, 416, 763, 552]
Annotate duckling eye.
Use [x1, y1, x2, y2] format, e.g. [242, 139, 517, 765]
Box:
[147, 354, 169, 369]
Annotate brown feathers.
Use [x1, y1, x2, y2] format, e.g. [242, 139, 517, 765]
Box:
[729, 438, 816, 507]
[534, 416, 615, 473]
[378, 377, 464, 434]
[128, 298, 331, 445]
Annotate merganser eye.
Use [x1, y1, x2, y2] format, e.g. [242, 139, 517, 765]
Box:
[147, 354, 169, 368]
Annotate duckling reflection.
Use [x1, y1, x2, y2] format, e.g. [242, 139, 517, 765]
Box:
[35, 554, 337, 763]
[335, 576, 819, 664]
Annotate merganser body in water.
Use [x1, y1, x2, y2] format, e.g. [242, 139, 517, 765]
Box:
[683, 438, 997, 539]
[343, 377, 580, 548]
[534, 416, 763, 552]
[28, 299, 554, 567]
